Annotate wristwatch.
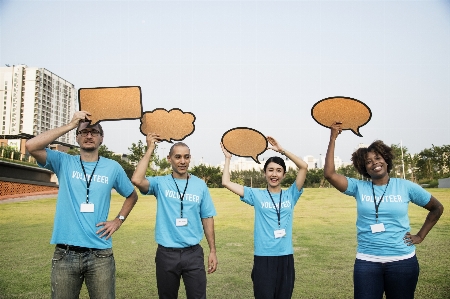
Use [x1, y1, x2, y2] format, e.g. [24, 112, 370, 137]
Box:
[116, 215, 125, 223]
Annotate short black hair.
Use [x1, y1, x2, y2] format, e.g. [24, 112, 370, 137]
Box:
[263, 156, 286, 173]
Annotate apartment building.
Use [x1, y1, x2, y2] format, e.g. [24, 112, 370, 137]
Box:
[0, 65, 77, 154]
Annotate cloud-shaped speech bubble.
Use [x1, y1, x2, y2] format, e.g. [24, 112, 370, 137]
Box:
[311, 96, 372, 137]
[140, 108, 196, 142]
[78, 86, 143, 126]
[221, 127, 267, 164]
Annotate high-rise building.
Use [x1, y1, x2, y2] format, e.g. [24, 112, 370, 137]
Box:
[0, 65, 77, 153]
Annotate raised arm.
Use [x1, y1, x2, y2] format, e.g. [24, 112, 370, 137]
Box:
[131, 133, 160, 193]
[267, 136, 308, 191]
[323, 122, 348, 192]
[220, 143, 244, 197]
[26, 111, 90, 165]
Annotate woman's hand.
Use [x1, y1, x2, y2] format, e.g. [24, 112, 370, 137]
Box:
[267, 136, 283, 153]
[403, 232, 423, 246]
[220, 142, 232, 159]
[330, 122, 343, 140]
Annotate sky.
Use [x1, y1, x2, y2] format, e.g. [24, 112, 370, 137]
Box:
[1, 0, 449, 166]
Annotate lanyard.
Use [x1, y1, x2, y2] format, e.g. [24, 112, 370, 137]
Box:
[371, 178, 390, 223]
[267, 188, 283, 227]
[80, 157, 100, 204]
[172, 174, 189, 218]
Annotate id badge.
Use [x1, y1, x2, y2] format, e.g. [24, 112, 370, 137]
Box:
[274, 229, 286, 239]
[370, 223, 385, 233]
[80, 203, 94, 213]
[176, 218, 188, 227]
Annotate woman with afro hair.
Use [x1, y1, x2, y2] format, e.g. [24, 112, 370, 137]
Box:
[324, 122, 443, 299]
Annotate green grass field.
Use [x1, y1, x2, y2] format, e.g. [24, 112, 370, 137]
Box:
[0, 188, 449, 299]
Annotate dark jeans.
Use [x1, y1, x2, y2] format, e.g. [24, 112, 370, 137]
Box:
[51, 245, 115, 299]
[155, 244, 206, 299]
[354, 255, 419, 299]
[251, 255, 295, 299]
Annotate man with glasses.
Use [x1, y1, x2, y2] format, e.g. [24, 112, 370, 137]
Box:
[26, 110, 138, 299]
[131, 133, 217, 299]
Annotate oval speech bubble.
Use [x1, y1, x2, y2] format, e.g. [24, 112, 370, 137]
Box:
[140, 108, 196, 142]
[311, 96, 372, 137]
[221, 127, 267, 164]
[78, 86, 143, 126]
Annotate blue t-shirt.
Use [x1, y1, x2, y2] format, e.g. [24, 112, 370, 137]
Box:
[241, 184, 303, 256]
[344, 177, 431, 256]
[39, 149, 135, 249]
[144, 174, 216, 248]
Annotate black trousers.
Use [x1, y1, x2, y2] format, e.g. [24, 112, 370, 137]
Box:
[251, 255, 295, 299]
[155, 244, 206, 299]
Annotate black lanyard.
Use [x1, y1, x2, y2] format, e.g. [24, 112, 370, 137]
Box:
[267, 188, 283, 227]
[172, 174, 189, 218]
[80, 157, 100, 204]
[371, 178, 390, 223]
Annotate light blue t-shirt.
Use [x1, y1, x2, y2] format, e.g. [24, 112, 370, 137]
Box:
[344, 177, 431, 256]
[39, 148, 135, 249]
[144, 174, 216, 248]
[241, 184, 303, 256]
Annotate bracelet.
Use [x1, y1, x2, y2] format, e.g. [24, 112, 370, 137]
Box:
[281, 150, 286, 155]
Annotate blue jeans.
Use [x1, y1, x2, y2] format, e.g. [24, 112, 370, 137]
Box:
[353, 255, 419, 299]
[51, 246, 116, 299]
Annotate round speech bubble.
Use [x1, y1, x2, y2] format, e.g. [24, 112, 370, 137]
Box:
[221, 127, 267, 164]
[311, 96, 372, 137]
[140, 108, 196, 142]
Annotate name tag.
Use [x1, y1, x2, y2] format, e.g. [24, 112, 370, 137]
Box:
[176, 218, 188, 227]
[274, 229, 286, 239]
[80, 203, 94, 213]
[370, 223, 385, 233]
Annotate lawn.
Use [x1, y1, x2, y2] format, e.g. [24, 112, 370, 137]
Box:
[0, 188, 449, 299]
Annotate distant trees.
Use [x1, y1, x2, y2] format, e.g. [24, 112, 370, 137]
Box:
[59, 140, 450, 188]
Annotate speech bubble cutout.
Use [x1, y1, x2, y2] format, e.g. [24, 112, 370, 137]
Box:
[78, 86, 143, 126]
[311, 96, 372, 137]
[140, 108, 196, 142]
[221, 127, 267, 164]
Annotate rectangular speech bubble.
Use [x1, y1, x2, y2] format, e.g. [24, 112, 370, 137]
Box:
[78, 86, 143, 126]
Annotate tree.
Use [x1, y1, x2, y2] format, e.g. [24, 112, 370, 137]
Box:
[337, 164, 359, 179]
[390, 143, 408, 179]
[127, 140, 147, 164]
[190, 164, 222, 188]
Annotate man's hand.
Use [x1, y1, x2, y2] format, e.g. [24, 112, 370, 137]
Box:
[207, 251, 218, 274]
[95, 218, 122, 240]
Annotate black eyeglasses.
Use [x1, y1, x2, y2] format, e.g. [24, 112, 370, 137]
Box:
[77, 129, 101, 137]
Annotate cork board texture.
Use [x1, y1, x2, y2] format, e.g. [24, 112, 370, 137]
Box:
[140, 108, 196, 143]
[78, 86, 143, 126]
[221, 127, 267, 164]
[311, 96, 372, 137]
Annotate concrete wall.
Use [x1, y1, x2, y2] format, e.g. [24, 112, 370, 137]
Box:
[438, 178, 450, 188]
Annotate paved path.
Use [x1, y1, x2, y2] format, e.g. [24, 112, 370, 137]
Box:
[0, 192, 57, 204]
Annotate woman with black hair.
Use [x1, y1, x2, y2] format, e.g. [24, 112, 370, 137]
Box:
[324, 122, 444, 299]
[221, 136, 308, 299]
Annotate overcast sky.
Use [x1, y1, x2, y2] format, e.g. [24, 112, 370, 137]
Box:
[1, 0, 449, 166]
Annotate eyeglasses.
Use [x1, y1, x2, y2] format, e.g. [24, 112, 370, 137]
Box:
[77, 129, 101, 137]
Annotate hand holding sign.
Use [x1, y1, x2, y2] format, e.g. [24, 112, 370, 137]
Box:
[78, 86, 143, 126]
[221, 127, 267, 164]
[140, 108, 196, 142]
[311, 96, 372, 137]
